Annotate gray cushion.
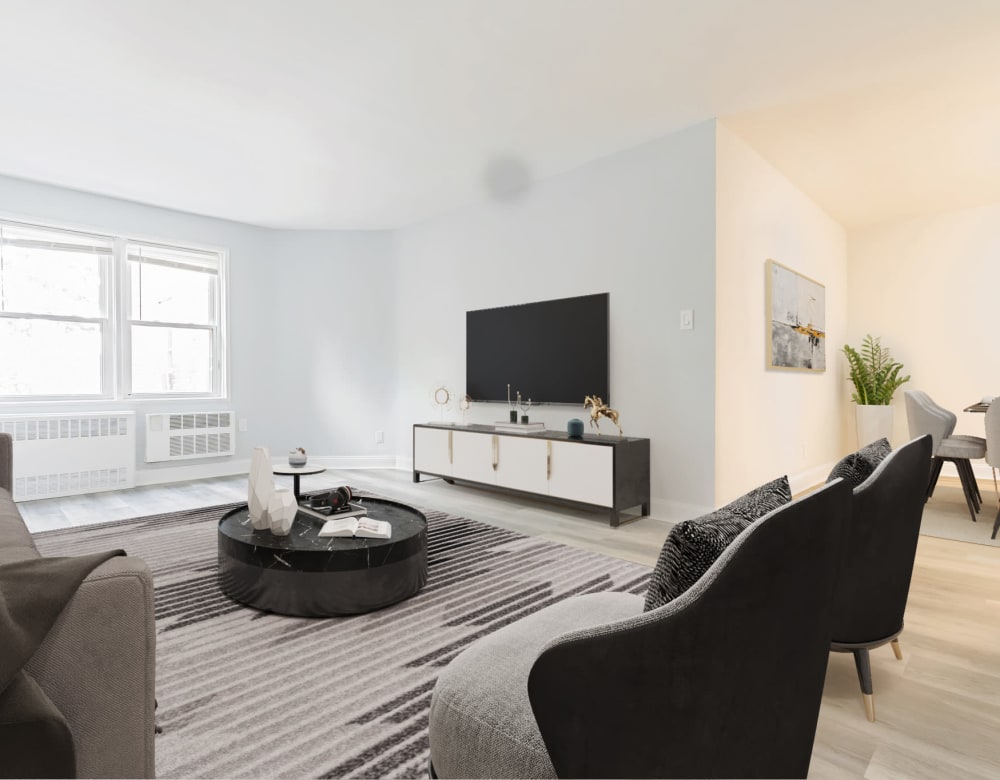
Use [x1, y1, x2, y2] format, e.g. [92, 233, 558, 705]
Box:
[428, 592, 643, 779]
[938, 436, 986, 459]
[826, 437, 892, 489]
[643, 476, 791, 612]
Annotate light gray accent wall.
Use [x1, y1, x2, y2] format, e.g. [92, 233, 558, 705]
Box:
[261, 229, 397, 458]
[0, 176, 396, 478]
[392, 121, 718, 514]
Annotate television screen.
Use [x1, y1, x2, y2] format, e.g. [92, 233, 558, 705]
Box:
[466, 293, 609, 404]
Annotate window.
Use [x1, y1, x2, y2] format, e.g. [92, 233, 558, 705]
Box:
[0, 222, 112, 398]
[126, 242, 223, 396]
[0, 218, 227, 401]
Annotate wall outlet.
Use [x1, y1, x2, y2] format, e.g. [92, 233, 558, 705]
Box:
[375, 430, 384, 444]
[679, 309, 694, 330]
[238, 418, 248, 432]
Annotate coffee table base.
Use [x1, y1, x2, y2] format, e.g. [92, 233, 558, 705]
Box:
[218, 552, 428, 617]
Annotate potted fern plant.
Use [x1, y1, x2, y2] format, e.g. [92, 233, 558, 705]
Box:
[842, 334, 911, 446]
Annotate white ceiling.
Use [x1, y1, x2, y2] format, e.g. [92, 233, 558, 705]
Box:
[1, 0, 999, 230]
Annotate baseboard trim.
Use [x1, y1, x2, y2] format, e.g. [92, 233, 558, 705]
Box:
[789, 461, 837, 497]
[135, 455, 404, 487]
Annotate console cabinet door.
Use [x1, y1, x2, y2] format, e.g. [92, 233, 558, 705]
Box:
[413, 427, 452, 476]
[451, 430, 498, 484]
[547, 440, 614, 507]
[494, 435, 549, 495]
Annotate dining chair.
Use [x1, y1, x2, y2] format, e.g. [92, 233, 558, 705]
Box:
[904, 390, 985, 523]
[985, 402, 1000, 540]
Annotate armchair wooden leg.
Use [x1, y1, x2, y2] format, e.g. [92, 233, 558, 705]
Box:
[852, 648, 876, 722]
[891, 638, 903, 660]
[992, 506, 1000, 541]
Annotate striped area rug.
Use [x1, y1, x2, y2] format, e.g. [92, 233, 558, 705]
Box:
[33, 495, 652, 779]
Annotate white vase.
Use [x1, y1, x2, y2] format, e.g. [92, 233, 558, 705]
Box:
[267, 488, 297, 536]
[248, 446, 274, 530]
[856, 405, 894, 447]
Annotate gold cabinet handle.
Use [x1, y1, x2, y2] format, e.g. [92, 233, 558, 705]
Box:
[546, 441, 552, 480]
[448, 430, 453, 464]
[492, 435, 499, 471]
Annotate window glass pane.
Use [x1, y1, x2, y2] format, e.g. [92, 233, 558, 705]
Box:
[130, 261, 214, 324]
[0, 318, 103, 395]
[131, 325, 213, 393]
[0, 246, 105, 317]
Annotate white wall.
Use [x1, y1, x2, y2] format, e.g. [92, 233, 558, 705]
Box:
[715, 123, 849, 502]
[848, 201, 1000, 467]
[0, 175, 397, 483]
[263, 230, 397, 461]
[392, 121, 719, 518]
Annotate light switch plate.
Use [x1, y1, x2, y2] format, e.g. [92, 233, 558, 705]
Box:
[680, 309, 694, 330]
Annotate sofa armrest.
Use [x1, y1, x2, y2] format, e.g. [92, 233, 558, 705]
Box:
[0, 432, 11, 493]
[24, 555, 156, 779]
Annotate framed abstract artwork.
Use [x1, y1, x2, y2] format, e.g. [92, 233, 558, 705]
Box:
[765, 259, 826, 372]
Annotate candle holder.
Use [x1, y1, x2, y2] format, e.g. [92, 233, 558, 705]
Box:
[519, 395, 532, 424]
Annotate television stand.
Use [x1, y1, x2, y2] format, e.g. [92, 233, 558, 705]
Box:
[412, 423, 650, 526]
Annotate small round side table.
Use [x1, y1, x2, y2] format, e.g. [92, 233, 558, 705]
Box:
[271, 463, 326, 502]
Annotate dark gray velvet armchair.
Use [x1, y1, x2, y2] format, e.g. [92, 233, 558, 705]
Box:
[830, 434, 932, 721]
[428, 479, 850, 779]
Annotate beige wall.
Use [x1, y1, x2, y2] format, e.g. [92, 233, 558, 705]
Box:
[715, 123, 849, 503]
[848, 201, 1000, 476]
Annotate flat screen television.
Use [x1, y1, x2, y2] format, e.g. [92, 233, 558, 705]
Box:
[466, 292, 609, 405]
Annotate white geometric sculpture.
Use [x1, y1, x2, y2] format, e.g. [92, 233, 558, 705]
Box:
[248, 446, 274, 531]
[268, 488, 297, 536]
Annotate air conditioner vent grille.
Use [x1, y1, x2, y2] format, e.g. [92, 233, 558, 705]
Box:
[147, 411, 235, 463]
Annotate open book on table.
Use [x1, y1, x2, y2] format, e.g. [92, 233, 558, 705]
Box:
[318, 516, 392, 539]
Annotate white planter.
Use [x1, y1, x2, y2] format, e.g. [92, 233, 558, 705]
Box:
[855, 405, 894, 447]
[248, 446, 274, 530]
[267, 488, 297, 536]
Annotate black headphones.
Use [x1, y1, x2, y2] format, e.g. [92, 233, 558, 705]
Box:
[311, 485, 353, 511]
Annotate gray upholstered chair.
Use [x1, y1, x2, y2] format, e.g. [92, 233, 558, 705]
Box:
[427, 479, 850, 779]
[829, 435, 932, 721]
[904, 390, 985, 522]
[985, 402, 1000, 540]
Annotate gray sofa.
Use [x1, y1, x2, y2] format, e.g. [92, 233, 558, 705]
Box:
[0, 432, 157, 778]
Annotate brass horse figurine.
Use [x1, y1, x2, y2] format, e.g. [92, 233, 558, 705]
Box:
[583, 395, 622, 437]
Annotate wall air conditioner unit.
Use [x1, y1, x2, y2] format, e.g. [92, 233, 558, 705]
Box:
[0, 412, 136, 501]
[145, 411, 235, 463]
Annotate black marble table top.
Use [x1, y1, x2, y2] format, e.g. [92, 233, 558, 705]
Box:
[218, 496, 427, 573]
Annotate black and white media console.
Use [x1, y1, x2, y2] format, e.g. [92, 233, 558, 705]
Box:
[412, 423, 650, 526]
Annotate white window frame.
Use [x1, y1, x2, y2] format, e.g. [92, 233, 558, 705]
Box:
[0, 215, 229, 403]
[121, 240, 228, 400]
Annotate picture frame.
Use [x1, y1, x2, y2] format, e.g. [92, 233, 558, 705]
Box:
[765, 259, 826, 372]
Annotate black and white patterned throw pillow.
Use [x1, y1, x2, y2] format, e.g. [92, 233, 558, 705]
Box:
[643, 475, 792, 612]
[826, 437, 892, 489]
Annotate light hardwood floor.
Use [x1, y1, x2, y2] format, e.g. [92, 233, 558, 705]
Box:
[18, 468, 1000, 779]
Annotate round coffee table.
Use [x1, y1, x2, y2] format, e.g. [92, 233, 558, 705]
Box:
[217, 497, 428, 617]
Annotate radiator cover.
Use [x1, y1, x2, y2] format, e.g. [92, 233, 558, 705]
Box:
[0, 412, 136, 501]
